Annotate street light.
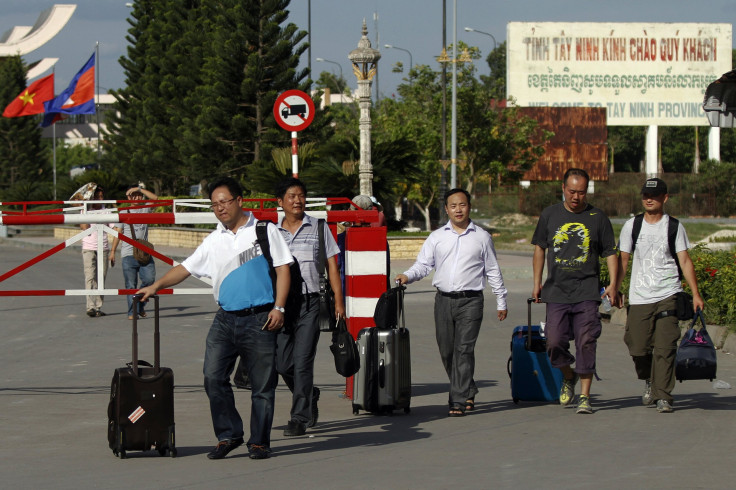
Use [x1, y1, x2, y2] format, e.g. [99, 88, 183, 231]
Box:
[437, 1, 472, 189]
[464, 26, 497, 50]
[383, 44, 413, 77]
[315, 57, 343, 80]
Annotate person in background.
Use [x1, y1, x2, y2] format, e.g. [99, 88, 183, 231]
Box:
[369, 196, 387, 228]
[111, 183, 159, 320]
[80, 185, 114, 317]
[396, 188, 508, 417]
[531, 168, 620, 415]
[617, 178, 704, 413]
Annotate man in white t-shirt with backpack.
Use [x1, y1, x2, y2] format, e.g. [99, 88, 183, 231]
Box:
[617, 178, 704, 413]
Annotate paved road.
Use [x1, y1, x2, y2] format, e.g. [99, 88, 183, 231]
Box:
[1, 239, 735, 489]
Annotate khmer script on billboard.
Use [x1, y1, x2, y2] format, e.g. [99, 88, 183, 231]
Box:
[506, 22, 732, 126]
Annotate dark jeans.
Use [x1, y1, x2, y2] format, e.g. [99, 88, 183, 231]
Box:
[203, 308, 277, 448]
[276, 295, 320, 424]
[433, 293, 484, 406]
[545, 301, 602, 375]
[122, 255, 155, 316]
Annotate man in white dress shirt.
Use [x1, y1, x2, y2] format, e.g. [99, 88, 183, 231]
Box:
[396, 188, 508, 417]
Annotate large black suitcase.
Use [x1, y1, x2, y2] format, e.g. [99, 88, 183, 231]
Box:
[107, 296, 176, 458]
[507, 298, 563, 404]
[352, 284, 411, 415]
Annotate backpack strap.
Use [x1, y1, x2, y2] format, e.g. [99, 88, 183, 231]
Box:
[668, 216, 683, 280]
[631, 213, 682, 280]
[630, 213, 644, 255]
[255, 221, 273, 267]
[255, 221, 277, 297]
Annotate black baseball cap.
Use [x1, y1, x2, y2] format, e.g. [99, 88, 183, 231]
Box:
[641, 178, 667, 196]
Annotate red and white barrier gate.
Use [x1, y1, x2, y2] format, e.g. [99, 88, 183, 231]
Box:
[1, 197, 388, 398]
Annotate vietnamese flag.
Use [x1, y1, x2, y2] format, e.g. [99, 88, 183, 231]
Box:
[2, 74, 55, 118]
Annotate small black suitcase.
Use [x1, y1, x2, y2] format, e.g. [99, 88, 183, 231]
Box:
[352, 284, 411, 415]
[107, 296, 176, 458]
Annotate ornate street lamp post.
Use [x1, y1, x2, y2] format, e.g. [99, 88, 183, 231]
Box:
[348, 20, 381, 197]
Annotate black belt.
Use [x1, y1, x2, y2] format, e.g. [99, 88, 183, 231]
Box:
[226, 303, 273, 316]
[437, 289, 483, 299]
[303, 293, 320, 299]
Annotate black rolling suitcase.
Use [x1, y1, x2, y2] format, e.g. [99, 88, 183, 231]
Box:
[352, 284, 411, 415]
[107, 296, 176, 458]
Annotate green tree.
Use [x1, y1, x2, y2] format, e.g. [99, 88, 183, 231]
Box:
[314, 70, 349, 95]
[480, 41, 506, 100]
[608, 126, 646, 172]
[0, 56, 48, 192]
[103, 0, 307, 195]
[103, 0, 200, 195]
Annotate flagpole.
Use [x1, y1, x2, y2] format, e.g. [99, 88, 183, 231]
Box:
[95, 42, 101, 163]
[52, 66, 57, 201]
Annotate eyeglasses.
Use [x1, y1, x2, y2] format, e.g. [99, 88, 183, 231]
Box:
[209, 197, 237, 210]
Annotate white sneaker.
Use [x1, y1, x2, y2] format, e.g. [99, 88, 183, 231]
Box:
[642, 380, 653, 406]
[656, 399, 673, 413]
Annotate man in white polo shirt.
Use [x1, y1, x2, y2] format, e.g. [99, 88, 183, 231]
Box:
[138, 177, 292, 461]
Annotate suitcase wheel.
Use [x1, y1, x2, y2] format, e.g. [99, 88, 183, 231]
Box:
[119, 449, 127, 459]
[512, 397, 519, 405]
[352, 405, 359, 415]
[170, 447, 178, 458]
[158, 448, 167, 457]
[403, 407, 410, 414]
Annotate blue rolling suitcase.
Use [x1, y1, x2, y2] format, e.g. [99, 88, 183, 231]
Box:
[507, 298, 563, 404]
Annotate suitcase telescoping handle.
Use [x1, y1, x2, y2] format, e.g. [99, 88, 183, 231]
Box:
[526, 297, 540, 350]
[395, 280, 406, 330]
[132, 294, 160, 376]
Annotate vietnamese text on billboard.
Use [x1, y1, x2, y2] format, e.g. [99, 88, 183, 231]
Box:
[506, 22, 732, 126]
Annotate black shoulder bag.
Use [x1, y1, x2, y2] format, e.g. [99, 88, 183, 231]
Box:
[317, 219, 337, 332]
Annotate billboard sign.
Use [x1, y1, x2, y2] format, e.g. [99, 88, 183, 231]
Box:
[506, 22, 732, 126]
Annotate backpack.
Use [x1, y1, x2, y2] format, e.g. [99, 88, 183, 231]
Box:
[630, 214, 682, 280]
[255, 220, 303, 325]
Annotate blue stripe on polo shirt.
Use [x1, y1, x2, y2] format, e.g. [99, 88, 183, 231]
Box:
[217, 254, 274, 311]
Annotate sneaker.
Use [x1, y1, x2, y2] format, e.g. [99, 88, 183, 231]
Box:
[86, 309, 96, 317]
[642, 380, 654, 406]
[559, 373, 579, 406]
[307, 386, 320, 428]
[656, 399, 674, 413]
[206, 437, 243, 460]
[95, 310, 106, 317]
[248, 444, 272, 460]
[576, 395, 593, 414]
[283, 420, 306, 437]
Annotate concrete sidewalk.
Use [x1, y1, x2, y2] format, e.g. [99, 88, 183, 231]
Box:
[1, 236, 735, 489]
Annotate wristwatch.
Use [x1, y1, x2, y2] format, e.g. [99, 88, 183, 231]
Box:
[273, 306, 285, 313]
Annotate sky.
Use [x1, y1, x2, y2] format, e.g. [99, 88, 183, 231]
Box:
[3, 0, 735, 97]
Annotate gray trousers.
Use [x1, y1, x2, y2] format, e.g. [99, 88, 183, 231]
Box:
[433, 293, 484, 406]
[276, 296, 320, 424]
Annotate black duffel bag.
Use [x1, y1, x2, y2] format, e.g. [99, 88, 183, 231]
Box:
[675, 310, 717, 382]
